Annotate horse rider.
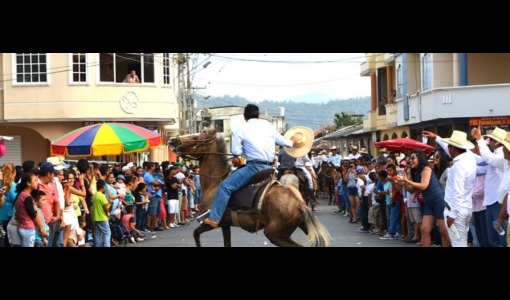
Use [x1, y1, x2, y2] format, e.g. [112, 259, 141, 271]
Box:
[295, 152, 318, 204]
[347, 145, 361, 160]
[278, 145, 296, 177]
[327, 146, 341, 169]
[202, 104, 308, 229]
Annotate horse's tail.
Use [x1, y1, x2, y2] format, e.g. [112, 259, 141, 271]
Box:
[300, 203, 332, 247]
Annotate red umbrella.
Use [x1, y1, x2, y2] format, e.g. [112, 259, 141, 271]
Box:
[373, 137, 435, 154]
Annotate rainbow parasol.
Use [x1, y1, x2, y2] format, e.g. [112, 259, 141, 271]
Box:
[51, 122, 162, 157]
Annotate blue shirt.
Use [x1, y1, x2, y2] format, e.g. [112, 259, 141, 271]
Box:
[0, 182, 17, 221]
[232, 118, 293, 162]
[35, 210, 49, 242]
[327, 154, 341, 167]
[144, 172, 162, 196]
[193, 173, 201, 190]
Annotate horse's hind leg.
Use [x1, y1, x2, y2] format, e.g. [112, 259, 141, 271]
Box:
[193, 225, 212, 247]
[221, 226, 231, 247]
[264, 222, 303, 247]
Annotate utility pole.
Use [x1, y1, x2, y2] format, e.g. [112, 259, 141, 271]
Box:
[176, 53, 187, 135]
[185, 54, 194, 134]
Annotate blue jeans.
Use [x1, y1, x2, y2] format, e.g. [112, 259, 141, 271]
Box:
[473, 210, 489, 247]
[194, 189, 202, 205]
[94, 221, 111, 247]
[135, 208, 147, 231]
[469, 221, 479, 247]
[208, 163, 271, 223]
[486, 202, 507, 247]
[388, 201, 402, 236]
[18, 227, 35, 247]
[34, 239, 45, 247]
[46, 219, 63, 247]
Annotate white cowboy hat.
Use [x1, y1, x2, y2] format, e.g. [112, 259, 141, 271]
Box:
[330, 146, 338, 150]
[351, 145, 358, 150]
[46, 156, 69, 170]
[486, 129, 510, 152]
[441, 130, 475, 150]
[359, 147, 368, 154]
[284, 126, 314, 158]
[484, 127, 506, 144]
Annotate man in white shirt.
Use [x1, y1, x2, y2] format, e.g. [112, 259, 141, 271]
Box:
[440, 130, 477, 247]
[295, 153, 317, 204]
[347, 145, 361, 160]
[472, 126, 508, 247]
[203, 104, 305, 229]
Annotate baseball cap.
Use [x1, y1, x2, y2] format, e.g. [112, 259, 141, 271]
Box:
[175, 161, 184, 167]
[39, 162, 58, 174]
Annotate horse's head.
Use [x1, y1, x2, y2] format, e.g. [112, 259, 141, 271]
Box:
[168, 128, 218, 160]
[321, 161, 332, 174]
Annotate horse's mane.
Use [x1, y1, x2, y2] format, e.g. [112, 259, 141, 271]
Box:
[215, 133, 231, 171]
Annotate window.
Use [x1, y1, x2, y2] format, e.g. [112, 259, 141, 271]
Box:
[163, 53, 172, 86]
[98, 53, 155, 83]
[14, 53, 47, 84]
[213, 120, 224, 133]
[422, 53, 432, 91]
[71, 53, 87, 83]
[397, 64, 403, 99]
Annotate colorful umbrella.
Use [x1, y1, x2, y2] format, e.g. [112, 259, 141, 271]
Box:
[51, 122, 162, 157]
[373, 137, 435, 154]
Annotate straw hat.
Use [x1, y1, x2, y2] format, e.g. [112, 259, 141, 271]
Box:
[330, 146, 338, 150]
[359, 147, 368, 154]
[351, 145, 358, 150]
[486, 129, 510, 152]
[283, 126, 314, 158]
[484, 127, 507, 144]
[441, 130, 474, 150]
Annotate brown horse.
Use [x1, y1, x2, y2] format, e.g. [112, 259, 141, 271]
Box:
[321, 161, 335, 205]
[169, 128, 332, 247]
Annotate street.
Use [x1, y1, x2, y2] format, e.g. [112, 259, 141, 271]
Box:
[128, 197, 418, 247]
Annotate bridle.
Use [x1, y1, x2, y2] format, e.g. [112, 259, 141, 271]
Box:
[173, 135, 234, 179]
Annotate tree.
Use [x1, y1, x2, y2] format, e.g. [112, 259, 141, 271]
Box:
[333, 111, 363, 128]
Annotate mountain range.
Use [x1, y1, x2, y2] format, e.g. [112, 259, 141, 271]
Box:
[196, 94, 372, 130]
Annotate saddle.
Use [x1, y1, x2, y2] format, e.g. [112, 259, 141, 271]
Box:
[228, 168, 276, 210]
[278, 168, 306, 184]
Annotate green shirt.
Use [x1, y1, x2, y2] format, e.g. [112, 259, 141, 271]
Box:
[124, 190, 134, 205]
[92, 191, 109, 222]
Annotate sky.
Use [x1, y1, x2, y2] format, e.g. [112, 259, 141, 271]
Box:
[190, 53, 371, 102]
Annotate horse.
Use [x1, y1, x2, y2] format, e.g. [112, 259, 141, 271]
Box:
[169, 128, 332, 247]
[320, 161, 335, 205]
[277, 167, 316, 212]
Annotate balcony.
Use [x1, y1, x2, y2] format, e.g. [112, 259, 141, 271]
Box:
[385, 103, 397, 127]
[360, 54, 376, 76]
[396, 83, 510, 126]
[375, 53, 385, 69]
[384, 53, 395, 65]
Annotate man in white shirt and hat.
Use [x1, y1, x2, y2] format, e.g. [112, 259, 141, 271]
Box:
[348, 145, 361, 160]
[295, 152, 318, 205]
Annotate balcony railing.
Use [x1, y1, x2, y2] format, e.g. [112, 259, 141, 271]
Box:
[396, 83, 510, 126]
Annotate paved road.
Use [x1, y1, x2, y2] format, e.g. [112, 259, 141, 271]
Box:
[127, 197, 418, 247]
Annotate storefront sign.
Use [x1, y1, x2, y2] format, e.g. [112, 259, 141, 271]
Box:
[470, 116, 510, 134]
[83, 121, 137, 126]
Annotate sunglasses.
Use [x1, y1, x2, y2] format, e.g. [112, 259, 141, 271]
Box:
[409, 156, 417, 160]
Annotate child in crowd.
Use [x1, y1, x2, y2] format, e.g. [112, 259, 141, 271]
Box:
[366, 172, 382, 234]
[33, 190, 49, 247]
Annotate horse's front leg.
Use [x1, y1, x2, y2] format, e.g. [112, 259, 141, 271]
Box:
[193, 225, 210, 247]
[222, 226, 231, 247]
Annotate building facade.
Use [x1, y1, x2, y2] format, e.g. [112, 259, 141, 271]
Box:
[0, 53, 180, 166]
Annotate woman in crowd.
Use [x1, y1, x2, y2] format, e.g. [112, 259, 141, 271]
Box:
[401, 150, 451, 247]
[0, 163, 17, 247]
[14, 172, 45, 247]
